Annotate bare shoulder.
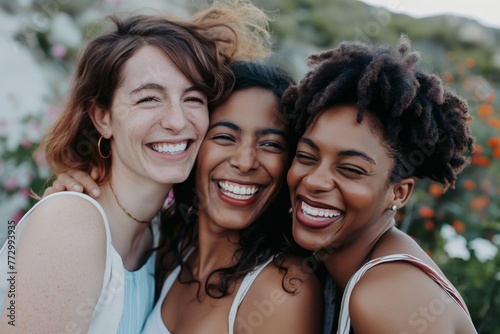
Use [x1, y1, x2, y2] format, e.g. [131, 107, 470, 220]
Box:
[4, 193, 108, 333]
[234, 254, 323, 334]
[349, 260, 475, 333]
[18, 192, 108, 258]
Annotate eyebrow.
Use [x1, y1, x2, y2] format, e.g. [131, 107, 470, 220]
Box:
[299, 137, 376, 165]
[130, 83, 165, 95]
[208, 121, 240, 132]
[130, 83, 201, 95]
[208, 122, 287, 139]
[258, 128, 287, 139]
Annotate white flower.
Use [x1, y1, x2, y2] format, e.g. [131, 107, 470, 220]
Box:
[440, 224, 457, 240]
[443, 234, 471, 261]
[470, 238, 498, 263]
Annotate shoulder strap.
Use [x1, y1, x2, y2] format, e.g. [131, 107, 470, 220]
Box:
[337, 253, 472, 334]
[227, 256, 275, 334]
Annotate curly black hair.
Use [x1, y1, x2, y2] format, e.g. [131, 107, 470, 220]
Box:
[156, 60, 303, 299]
[282, 36, 474, 189]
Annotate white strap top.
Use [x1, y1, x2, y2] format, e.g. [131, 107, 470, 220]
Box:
[0, 192, 160, 334]
[336, 253, 476, 334]
[141, 253, 275, 334]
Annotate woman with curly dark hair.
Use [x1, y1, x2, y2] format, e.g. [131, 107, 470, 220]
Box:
[283, 36, 477, 333]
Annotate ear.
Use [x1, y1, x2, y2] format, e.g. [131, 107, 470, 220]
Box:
[88, 100, 112, 139]
[390, 177, 415, 209]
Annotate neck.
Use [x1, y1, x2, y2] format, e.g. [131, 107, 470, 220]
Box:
[190, 214, 240, 280]
[323, 217, 395, 291]
[98, 177, 171, 268]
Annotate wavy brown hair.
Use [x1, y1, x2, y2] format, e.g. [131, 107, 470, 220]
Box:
[39, 1, 272, 184]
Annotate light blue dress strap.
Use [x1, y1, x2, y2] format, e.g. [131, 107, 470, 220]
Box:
[141, 247, 196, 334]
[227, 256, 275, 334]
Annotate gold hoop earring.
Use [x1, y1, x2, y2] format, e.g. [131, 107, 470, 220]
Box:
[97, 136, 111, 159]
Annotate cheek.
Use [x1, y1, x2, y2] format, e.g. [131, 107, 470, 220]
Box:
[286, 162, 304, 190]
[264, 154, 289, 184]
[339, 182, 381, 210]
[191, 111, 209, 136]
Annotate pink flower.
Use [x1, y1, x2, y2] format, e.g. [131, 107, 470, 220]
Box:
[20, 187, 31, 199]
[34, 151, 48, 167]
[11, 210, 24, 224]
[5, 177, 17, 190]
[22, 137, 32, 148]
[51, 44, 67, 58]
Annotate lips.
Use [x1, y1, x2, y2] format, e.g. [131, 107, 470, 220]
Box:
[295, 197, 344, 230]
[149, 141, 189, 155]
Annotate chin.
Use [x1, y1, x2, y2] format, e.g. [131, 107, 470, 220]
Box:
[292, 227, 334, 252]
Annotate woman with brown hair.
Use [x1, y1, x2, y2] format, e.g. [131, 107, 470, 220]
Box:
[0, 3, 271, 333]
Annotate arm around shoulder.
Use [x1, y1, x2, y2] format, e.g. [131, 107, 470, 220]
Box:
[0, 194, 107, 333]
[235, 256, 324, 334]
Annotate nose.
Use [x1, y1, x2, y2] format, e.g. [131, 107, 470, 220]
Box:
[161, 102, 187, 133]
[303, 164, 335, 193]
[229, 143, 259, 174]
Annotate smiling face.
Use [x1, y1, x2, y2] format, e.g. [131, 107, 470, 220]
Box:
[287, 105, 398, 251]
[101, 45, 209, 186]
[195, 87, 290, 231]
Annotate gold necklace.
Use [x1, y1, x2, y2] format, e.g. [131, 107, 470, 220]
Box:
[109, 183, 150, 224]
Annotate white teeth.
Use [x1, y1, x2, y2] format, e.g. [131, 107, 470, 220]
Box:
[301, 201, 341, 220]
[151, 142, 187, 154]
[218, 181, 259, 199]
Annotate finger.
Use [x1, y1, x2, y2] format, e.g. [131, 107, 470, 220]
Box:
[67, 170, 100, 198]
[56, 174, 83, 192]
[90, 169, 99, 181]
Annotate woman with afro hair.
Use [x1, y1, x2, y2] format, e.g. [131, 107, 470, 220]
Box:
[283, 35, 477, 334]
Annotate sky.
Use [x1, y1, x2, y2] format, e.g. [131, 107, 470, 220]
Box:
[360, 0, 500, 29]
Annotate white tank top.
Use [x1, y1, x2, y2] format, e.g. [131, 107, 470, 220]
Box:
[141, 252, 274, 334]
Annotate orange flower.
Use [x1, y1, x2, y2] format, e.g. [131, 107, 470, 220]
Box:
[446, 52, 455, 60]
[465, 58, 475, 68]
[485, 93, 495, 104]
[471, 155, 491, 167]
[462, 179, 476, 191]
[442, 71, 454, 83]
[493, 148, 500, 159]
[488, 118, 500, 130]
[424, 220, 435, 231]
[478, 104, 493, 118]
[470, 196, 490, 211]
[473, 143, 483, 155]
[419, 206, 434, 219]
[428, 184, 443, 197]
[488, 136, 500, 148]
[452, 220, 465, 233]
